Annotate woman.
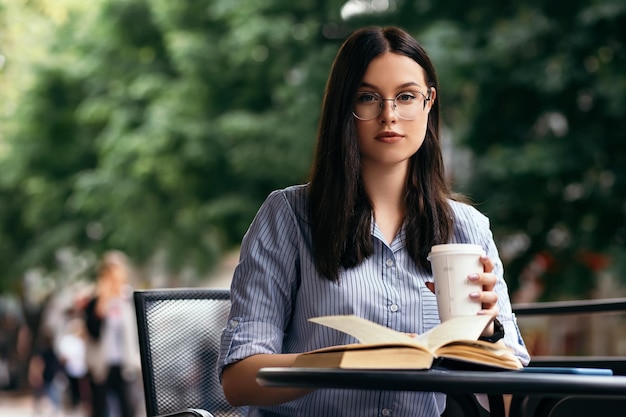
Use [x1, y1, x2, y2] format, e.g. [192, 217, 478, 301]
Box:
[218, 26, 530, 417]
[84, 251, 140, 417]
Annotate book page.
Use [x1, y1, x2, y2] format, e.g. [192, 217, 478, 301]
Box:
[436, 340, 523, 369]
[309, 315, 419, 345]
[414, 314, 492, 351]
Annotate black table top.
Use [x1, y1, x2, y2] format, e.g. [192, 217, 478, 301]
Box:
[256, 367, 626, 397]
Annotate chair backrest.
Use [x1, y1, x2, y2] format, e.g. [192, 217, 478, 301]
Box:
[134, 288, 247, 417]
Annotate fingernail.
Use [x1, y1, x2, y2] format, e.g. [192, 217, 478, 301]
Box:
[470, 292, 480, 299]
[468, 274, 479, 281]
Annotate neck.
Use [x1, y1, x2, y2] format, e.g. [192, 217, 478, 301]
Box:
[361, 162, 407, 209]
[361, 162, 408, 243]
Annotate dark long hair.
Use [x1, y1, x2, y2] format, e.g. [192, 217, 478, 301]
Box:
[308, 26, 454, 281]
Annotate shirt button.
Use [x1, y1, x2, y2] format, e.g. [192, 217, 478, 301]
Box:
[385, 259, 394, 267]
[382, 409, 391, 416]
[390, 304, 399, 312]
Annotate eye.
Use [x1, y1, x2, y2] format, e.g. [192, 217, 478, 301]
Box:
[396, 92, 418, 102]
[356, 92, 380, 104]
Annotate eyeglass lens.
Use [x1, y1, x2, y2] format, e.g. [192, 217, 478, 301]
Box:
[353, 91, 429, 121]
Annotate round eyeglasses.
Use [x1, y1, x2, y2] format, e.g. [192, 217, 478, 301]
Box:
[352, 90, 432, 121]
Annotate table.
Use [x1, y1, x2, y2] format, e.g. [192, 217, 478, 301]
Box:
[256, 367, 626, 417]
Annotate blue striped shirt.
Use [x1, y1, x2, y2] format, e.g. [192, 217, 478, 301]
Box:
[219, 184, 530, 417]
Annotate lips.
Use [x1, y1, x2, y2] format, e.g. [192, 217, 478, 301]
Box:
[375, 131, 404, 143]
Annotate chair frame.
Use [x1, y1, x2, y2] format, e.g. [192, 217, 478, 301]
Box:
[134, 288, 233, 417]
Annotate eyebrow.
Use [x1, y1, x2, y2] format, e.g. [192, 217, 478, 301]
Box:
[359, 81, 423, 90]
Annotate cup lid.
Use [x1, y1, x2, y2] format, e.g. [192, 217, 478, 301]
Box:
[428, 243, 485, 258]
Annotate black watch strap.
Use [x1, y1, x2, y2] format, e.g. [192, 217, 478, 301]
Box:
[478, 318, 504, 343]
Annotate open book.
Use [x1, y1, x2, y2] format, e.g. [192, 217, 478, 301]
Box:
[293, 315, 522, 371]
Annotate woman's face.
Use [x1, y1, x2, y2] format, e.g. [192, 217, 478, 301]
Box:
[354, 52, 435, 171]
[101, 264, 127, 296]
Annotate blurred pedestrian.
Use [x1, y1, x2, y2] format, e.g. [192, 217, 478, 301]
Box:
[58, 316, 89, 413]
[0, 296, 29, 392]
[29, 328, 63, 416]
[84, 251, 140, 417]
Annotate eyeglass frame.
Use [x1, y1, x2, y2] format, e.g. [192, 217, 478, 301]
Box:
[352, 88, 433, 121]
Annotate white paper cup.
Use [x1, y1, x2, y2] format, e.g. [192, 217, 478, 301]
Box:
[427, 244, 486, 322]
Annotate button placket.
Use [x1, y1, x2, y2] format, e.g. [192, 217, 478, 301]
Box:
[383, 251, 399, 314]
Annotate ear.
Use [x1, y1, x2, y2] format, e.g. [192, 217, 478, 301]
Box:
[423, 87, 436, 114]
[428, 87, 437, 105]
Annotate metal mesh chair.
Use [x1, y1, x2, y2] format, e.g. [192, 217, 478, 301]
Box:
[134, 288, 247, 417]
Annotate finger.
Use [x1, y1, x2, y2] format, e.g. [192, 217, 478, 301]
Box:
[479, 306, 499, 318]
[470, 290, 499, 311]
[480, 255, 494, 273]
[425, 281, 435, 294]
[468, 272, 497, 292]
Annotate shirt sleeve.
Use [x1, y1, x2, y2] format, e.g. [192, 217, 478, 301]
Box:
[451, 201, 531, 366]
[217, 189, 301, 378]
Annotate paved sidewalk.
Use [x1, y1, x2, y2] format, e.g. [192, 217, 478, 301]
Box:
[0, 392, 87, 417]
[0, 393, 38, 417]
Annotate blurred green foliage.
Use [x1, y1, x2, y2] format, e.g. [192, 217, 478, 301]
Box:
[0, 0, 624, 300]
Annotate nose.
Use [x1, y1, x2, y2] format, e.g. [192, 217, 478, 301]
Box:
[378, 99, 397, 124]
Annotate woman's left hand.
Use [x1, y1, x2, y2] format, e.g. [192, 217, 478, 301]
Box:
[468, 255, 499, 317]
[425, 254, 501, 338]
[425, 255, 500, 316]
